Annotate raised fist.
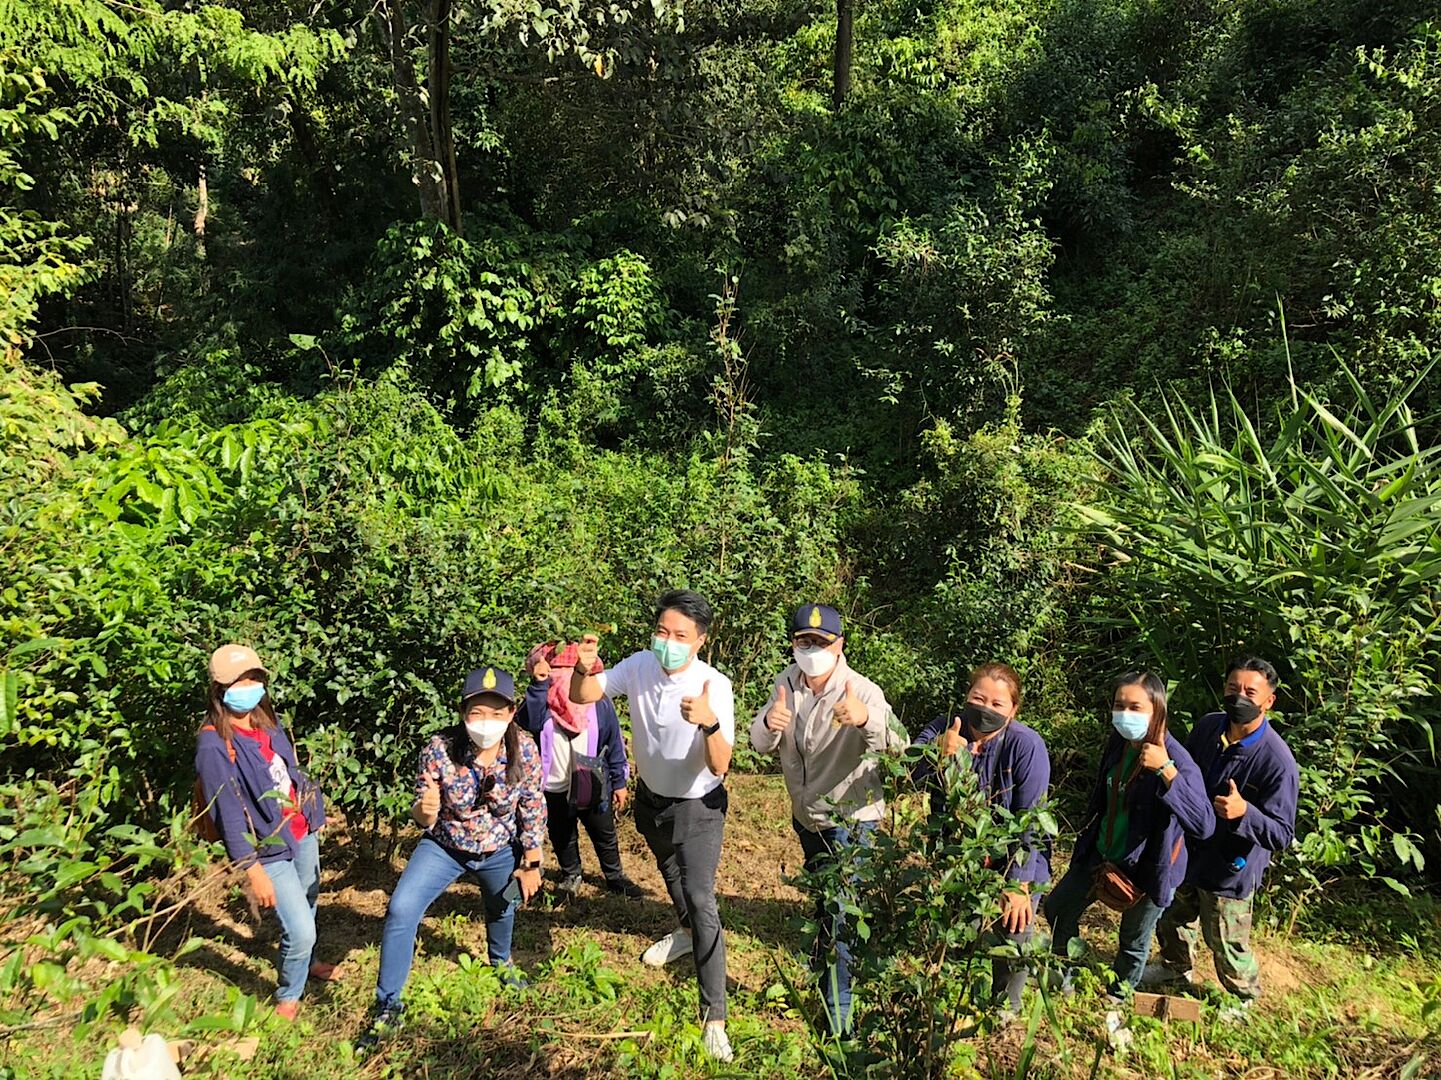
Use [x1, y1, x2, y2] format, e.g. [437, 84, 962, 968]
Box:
[417, 776, 441, 825]
[575, 634, 600, 673]
[938, 716, 963, 757]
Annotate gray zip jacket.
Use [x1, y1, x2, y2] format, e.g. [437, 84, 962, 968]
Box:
[748, 655, 903, 831]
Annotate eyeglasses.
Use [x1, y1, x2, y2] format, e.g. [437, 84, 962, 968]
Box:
[793, 635, 833, 649]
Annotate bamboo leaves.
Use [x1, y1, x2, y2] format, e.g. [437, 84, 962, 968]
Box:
[1076, 358, 1440, 892]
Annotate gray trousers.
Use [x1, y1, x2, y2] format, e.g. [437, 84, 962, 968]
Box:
[634, 780, 728, 1022]
[981, 892, 1040, 1011]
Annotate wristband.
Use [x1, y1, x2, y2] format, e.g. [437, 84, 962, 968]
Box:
[1154, 759, 1175, 776]
[702, 722, 721, 737]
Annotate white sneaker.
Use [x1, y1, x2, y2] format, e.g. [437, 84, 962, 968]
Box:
[1140, 961, 1191, 987]
[702, 1021, 734, 1062]
[641, 928, 693, 967]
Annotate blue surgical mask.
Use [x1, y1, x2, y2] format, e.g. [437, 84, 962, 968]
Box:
[224, 684, 267, 714]
[1111, 709, 1149, 742]
[650, 635, 693, 672]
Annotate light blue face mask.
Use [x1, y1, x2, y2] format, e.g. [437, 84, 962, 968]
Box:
[223, 683, 267, 714]
[1111, 709, 1150, 742]
[650, 635, 693, 672]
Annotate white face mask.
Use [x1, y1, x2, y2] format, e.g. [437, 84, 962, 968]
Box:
[793, 645, 838, 678]
[465, 718, 510, 749]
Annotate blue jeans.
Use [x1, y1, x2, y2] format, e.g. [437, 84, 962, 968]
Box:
[794, 818, 875, 1035]
[375, 837, 519, 1007]
[1043, 846, 1167, 991]
[261, 831, 320, 1003]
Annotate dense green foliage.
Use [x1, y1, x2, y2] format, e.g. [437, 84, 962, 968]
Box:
[3, 0, 1441, 1069]
[1076, 361, 1440, 907]
[791, 745, 1062, 1079]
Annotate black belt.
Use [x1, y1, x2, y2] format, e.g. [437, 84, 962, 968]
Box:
[636, 778, 726, 809]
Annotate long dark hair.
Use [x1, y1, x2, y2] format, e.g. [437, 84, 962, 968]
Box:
[1113, 670, 1168, 746]
[204, 669, 278, 742]
[445, 701, 523, 787]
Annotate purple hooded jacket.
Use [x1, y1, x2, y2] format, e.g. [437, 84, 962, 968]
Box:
[515, 681, 629, 812]
[914, 715, 1052, 886]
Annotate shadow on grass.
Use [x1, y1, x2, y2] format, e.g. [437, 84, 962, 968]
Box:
[363, 1000, 623, 1078]
[532, 881, 801, 948]
[165, 859, 559, 1001]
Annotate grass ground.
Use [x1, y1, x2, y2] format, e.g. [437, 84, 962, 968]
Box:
[3, 773, 1438, 1078]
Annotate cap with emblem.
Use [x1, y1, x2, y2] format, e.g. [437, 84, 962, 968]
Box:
[209, 643, 269, 685]
[462, 665, 516, 705]
[790, 604, 842, 642]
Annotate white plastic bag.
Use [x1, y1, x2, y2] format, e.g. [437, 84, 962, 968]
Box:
[100, 1029, 181, 1080]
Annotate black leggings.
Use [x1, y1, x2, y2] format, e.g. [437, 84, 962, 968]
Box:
[544, 791, 624, 881]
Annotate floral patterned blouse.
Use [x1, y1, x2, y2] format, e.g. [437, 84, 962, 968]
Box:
[415, 732, 545, 855]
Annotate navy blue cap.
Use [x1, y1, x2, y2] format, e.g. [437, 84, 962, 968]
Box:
[790, 604, 842, 642]
[462, 665, 515, 705]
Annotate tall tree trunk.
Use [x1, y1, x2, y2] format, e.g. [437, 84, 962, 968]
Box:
[192, 159, 207, 302]
[375, 1, 446, 222]
[833, 0, 853, 110]
[194, 160, 208, 249]
[428, 0, 462, 232]
[118, 187, 133, 324]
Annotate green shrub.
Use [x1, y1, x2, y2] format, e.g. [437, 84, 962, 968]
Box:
[848, 403, 1094, 771]
[3, 340, 857, 844]
[1074, 358, 1440, 902]
[789, 743, 1061, 1078]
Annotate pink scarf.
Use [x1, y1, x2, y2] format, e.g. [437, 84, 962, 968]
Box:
[528, 641, 600, 735]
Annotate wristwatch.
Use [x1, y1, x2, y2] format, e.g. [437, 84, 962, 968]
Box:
[701, 721, 721, 737]
[519, 860, 542, 871]
[1154, 758, 1176, 776]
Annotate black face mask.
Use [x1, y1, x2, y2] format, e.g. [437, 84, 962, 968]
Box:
[1223, 693, 1263, 727]
[961, 701, 1010, 735]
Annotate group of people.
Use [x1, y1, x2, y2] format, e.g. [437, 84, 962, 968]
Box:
[193, 589, 1300, 1060]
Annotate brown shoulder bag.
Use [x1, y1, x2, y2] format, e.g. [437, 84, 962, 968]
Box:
[1091, 747, 1147, 911]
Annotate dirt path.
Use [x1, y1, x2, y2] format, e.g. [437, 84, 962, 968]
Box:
[171, 774, 811, 1023]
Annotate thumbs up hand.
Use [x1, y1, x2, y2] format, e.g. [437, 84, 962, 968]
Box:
[1213, 778, 1248, 820]
[938, 715, 964, 757]
[680, 680, 716, 728]
[766, 686, 793, 733]
[832, 680, 868, 728]
[1139, 740, 1170, 772]
[416, 776, 442, 827]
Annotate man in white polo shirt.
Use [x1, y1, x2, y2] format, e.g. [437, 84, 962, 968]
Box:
[572, 589, 736, 1062]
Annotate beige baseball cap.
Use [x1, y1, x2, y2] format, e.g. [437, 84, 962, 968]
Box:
[209, 643, 269, 684]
